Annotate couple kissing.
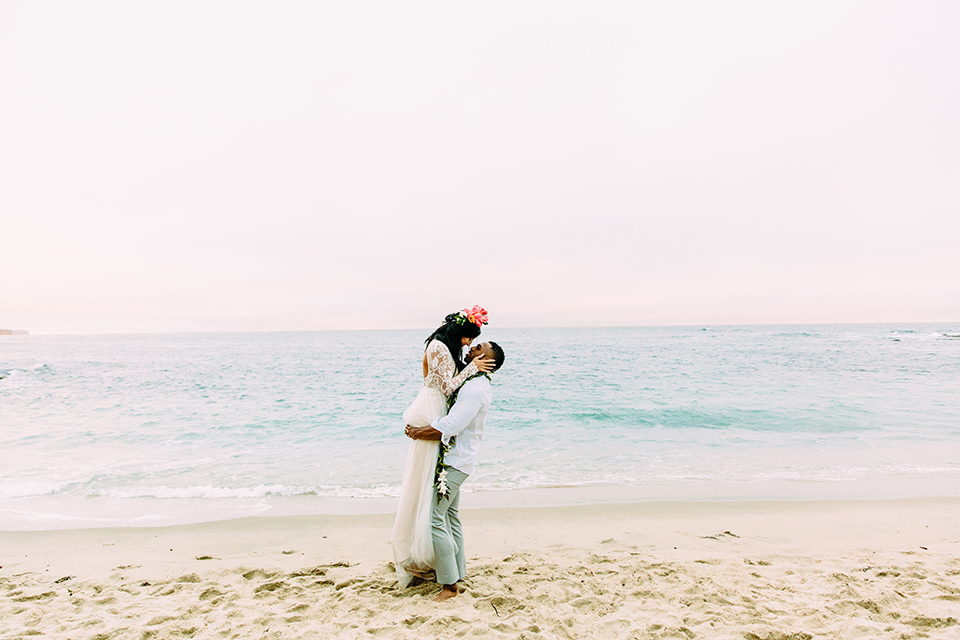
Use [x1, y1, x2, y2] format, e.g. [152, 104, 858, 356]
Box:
[391, 306, 505, 602]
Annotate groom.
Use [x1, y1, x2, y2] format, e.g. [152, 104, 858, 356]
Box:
[404, 340, 505, 602]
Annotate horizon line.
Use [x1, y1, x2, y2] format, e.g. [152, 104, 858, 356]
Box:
[4, 319, 959, 337]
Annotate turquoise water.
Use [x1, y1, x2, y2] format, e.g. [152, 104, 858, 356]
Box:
[2, 324, 959, 530]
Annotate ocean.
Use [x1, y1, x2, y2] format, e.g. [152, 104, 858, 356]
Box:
[2, 324, 959, 530]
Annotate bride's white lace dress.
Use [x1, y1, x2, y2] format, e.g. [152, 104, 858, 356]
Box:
[391, 340, 479, 587]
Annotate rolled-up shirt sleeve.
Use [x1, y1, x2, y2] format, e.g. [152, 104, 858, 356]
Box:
[431, 383, 485, 445]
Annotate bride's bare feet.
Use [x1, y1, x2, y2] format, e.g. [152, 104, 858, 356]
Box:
[434, 583, 459, 602]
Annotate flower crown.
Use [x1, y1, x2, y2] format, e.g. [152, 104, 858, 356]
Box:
[450, 305, 488, 328]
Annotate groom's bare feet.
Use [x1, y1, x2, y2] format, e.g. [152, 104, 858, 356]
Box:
[434, 583, 459, 602]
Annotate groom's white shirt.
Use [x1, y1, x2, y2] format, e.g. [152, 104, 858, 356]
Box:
[431, 376, 492, 476]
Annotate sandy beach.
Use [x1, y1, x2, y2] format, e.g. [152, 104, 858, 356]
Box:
[2, 498, 958, 639]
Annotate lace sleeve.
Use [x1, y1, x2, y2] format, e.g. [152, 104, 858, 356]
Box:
[426, 340, 479, 396]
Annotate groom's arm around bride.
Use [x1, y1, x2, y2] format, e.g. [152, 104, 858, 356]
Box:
[404, 341, 505, 602]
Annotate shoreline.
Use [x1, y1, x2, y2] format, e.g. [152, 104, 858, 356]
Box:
[3, 498, 959, 638]
[5, 496, 958, 565]
[5, 474, 960, 532]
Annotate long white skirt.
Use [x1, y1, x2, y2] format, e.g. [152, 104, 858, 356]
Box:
[391, 386, 446, 587]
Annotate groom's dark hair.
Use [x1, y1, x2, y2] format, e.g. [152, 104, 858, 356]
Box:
[488, 341, 505, 372]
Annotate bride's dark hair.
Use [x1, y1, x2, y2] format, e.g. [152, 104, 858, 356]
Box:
[425, 312, 482, 372]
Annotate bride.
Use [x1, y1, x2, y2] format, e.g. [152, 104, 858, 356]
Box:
[392, 306, 494, 587]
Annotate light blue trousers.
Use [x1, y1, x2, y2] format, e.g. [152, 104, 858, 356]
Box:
[431, 467, 469, 586]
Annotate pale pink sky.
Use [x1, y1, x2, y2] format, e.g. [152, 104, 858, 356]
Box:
[1, 1, 958, 333]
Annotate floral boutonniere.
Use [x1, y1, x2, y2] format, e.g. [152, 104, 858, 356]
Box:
[435, 445, 452, 500]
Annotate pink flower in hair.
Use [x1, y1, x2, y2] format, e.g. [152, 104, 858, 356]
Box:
[464, 305, 488, 326]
